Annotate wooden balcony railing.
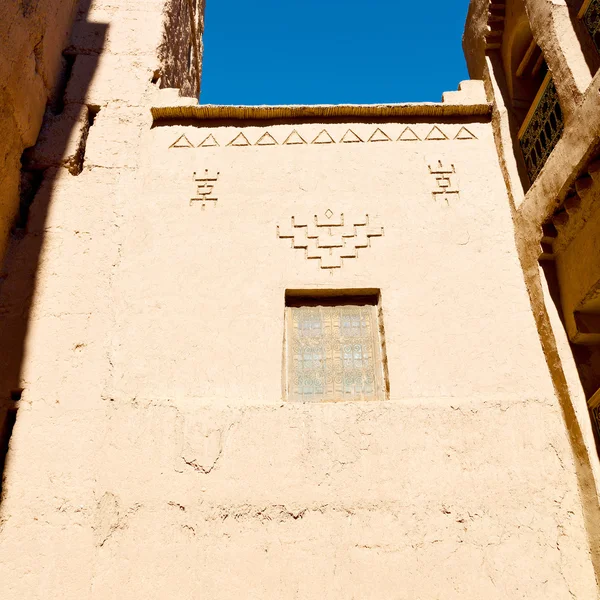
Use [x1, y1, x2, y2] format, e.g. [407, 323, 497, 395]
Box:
[579, 0, 600, 54]
[518, 72, 564, 182]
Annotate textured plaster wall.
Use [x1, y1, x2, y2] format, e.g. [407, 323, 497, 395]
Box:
[0, 96, 598, 597]
[557, 198, 600, 342]
[158, 0, 204, 97]
[65, 0, 201, 107]
[0, 0, 78, 262]
[0, 0, 201, 267]
[463, 0, 600, 584]
[0, 0, 598, 596]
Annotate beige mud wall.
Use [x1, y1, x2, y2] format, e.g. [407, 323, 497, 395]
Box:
[0, 0, 78, 262]
[463, 1, 600, 558]
[0, 0, 204, 406]
[0, 0, 202, 267]
[0, 88, 598, 596]
[0, 0, 598, 597]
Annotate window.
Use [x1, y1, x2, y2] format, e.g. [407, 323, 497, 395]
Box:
[580, 0, 600, 54]
[285, 293, 388, 402]
[518, 72, 564, 182]
[506, 24, 564, 183]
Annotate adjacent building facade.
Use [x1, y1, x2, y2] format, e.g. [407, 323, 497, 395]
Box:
[1, 0, 600, 597]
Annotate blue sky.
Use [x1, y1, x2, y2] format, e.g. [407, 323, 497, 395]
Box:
[200, 0, 471, 105]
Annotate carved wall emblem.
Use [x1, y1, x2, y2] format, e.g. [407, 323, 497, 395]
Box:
[277, 211, 384, 269]
[190, 169, 220, 208]
[428, 160, 459, 204]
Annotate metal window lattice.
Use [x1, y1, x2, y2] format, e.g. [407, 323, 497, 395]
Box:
[583, 0, 600, 54]
[287, 304, 382, 402]
[519, 77, 564, 182]
[591, 404, 600, 442]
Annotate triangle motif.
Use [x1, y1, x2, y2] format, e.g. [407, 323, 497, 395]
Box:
[170, 134, 194, 148]
[398, 127, 421, 142]
[425, 126, 448, 141]
[454, 127, 477, 140]
[198, 134, 219, 148]
[312, 130, 335, 145]
[255, 132, 278, 146]
[340, 129, 363, 143]
[283, 130, 307, 145]
[368, 128, 392, 142]
[228, 132, 251, 147]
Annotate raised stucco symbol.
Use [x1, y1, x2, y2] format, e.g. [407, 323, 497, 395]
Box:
[277, 212, 384, 269]
[190, 169, 220, 208]
[428, 160, 459, 204]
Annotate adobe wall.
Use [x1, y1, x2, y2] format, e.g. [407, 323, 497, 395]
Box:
[463, 2, 600, 568]
[0, 0, 78, 263]
[0, 0, 203, 268]
[0, 0, 598, 596]
[0, 76, 598, 596]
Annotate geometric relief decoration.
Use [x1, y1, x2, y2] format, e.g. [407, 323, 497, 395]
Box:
[428, 159, 460, 204]
[312, 130, 336, 144]
[425, 126, 448, 141]
[277, 211, 384, 269]
[256, 132, 278, 146]
[368, 128, 392, 142]
[454, 127, 476, 140]
[190, 169, 220, 208]
[398, 127, 421, 141]
[169, 126, 478, 149]
[284, 130, 307, 145]
[228, 132, 251, 147]
[341, 129, 364, 143]
[199, 134, 219, 147]
[170, 134, 195, 148]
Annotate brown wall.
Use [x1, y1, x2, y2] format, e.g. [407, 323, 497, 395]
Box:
[158, 0, 204, 98]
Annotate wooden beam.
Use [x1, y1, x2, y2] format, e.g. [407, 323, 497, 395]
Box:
[516, 38, 539, 77]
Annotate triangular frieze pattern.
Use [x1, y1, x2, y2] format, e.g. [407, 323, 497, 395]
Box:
[170, 134, 195, 148]
[283, 130, 307, 145]
[198, 134, 219, 147]
[312, 130, 336, 145]
[228, 132, 251, 147]
[169, 126, 479, 149]
[255, 132, 278, 146]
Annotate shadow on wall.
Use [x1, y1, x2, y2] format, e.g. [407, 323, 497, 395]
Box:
[0, 0, 108, 502]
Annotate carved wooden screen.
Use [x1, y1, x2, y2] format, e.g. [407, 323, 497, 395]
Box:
[286, 298, 385, 402]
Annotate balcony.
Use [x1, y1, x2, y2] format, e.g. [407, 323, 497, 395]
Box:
[518, 72, 564, 182]
[580, 0, 600, 54]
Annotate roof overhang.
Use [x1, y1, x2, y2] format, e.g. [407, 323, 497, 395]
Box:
[151, 102, 492, 123]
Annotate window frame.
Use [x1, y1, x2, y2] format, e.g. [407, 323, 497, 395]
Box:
[283, 291, 389, 403]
